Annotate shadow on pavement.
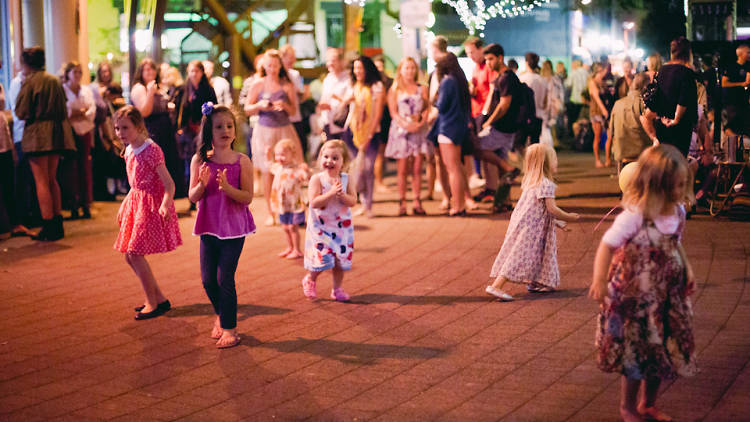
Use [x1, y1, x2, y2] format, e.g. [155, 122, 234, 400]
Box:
[166, 303, 292, 322]
[257, 336, 445, 364]
[348, 293, 491, 306]
[518, 287, 587, 301]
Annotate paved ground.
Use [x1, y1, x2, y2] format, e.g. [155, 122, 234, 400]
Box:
[0, 152, 749, 422]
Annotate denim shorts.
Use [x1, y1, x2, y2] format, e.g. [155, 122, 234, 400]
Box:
[279, 211, 305, 226]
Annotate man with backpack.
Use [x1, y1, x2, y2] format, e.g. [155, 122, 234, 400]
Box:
[475, 43, 524, 212]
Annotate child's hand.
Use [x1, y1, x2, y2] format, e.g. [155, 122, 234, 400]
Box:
[331, 180, 343, 197]
[216, 168, 230, 191]
[588, 281, 607, 302]
[272, 100, 285, 112]
[555, 220, 570, 231]
[569, 212, 581, 221]
[198, 163, 211, 187]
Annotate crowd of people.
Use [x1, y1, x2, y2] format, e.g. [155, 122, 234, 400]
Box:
[1, 33, 733, 420]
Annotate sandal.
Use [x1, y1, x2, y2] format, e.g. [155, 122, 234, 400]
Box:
[412, 205, 427, 215]
[216, 334, 241, 349]
[302, 274, 317, 299]
[398, 200, 407, 216]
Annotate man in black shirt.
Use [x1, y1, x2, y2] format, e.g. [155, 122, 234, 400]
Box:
[721, 45, 750, 136]
[642, 36, 698, 157]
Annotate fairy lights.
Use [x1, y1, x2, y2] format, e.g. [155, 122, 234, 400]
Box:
[438, 0, 553, 36]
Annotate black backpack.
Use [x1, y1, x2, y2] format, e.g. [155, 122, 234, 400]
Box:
[516, 83, 543, 143]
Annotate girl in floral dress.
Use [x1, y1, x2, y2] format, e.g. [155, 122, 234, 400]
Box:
[270, 138, 308, 259]
[114, 106, 181, 320]
[589, 144, 697, 422]
[486, 144, 580, 301]
[302, 140, 357, 301]
[385, 57, 432, 216]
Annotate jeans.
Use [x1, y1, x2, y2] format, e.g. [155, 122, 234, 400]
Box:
[200, 235, 245, 329]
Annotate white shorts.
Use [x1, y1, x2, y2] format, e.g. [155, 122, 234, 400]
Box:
[437, 134, 453, 145]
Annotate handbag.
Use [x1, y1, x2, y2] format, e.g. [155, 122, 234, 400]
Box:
[642, 73, 660, 111]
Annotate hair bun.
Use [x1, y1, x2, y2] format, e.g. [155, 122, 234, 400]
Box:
[201, 102, 214, 116]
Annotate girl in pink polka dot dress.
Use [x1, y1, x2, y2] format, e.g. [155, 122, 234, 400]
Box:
[114, 106, 182, 321]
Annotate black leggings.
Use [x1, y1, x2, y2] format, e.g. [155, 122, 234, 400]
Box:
[200, 235, 245, 329]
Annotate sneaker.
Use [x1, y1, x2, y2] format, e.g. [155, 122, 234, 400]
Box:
[302, 274, 317, 299]
[330, 288, 350, 302]
[472, 189, 496, 203]
[485, 286, 513, 301]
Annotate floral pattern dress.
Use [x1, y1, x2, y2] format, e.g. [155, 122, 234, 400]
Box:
[490, 177, 559, 288]
[269, 163, 307, 215]
[304, 172, 354, 272]
[385, 86, 433, 158]
[115, 140, 182, 254]
[596, 207, 698, 380]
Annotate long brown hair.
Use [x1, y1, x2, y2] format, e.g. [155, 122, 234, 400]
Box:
[260, 50, 291, 83]
[60, 61, 81, 84]
[133, 58, 160, 86]
[435, 52, 470, 113]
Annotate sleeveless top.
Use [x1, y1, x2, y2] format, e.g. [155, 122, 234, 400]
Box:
[257, 89, 291, 127]
[193, 155, 256, 239]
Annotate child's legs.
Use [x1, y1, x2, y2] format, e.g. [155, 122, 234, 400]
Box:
[490, 275, 510, 289]
[620, 376, 642, 416]
[125, 253, 165, 308]
[199, 235, 222, 316]
[282, 224, 294, 249]
[289, 224, 301, 252]
[641, 376, 662, 408]
[332, 266, 345, 290]
[308, 270, 322, 282]
[214, 237, 245, 329]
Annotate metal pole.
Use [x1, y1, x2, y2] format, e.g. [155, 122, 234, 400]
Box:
[128, 0, 139, 89]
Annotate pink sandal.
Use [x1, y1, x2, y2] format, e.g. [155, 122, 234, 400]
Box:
[302, 274, 317, 299]
[330, 288, 350, 302]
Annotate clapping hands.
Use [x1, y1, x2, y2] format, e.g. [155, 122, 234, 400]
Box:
[216, 168, 230, 191]
[198, 163, 211, 187]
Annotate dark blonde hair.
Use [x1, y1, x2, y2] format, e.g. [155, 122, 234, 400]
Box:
[197, 104, 237, 162]
[623, 144, 694, 219]
[274, 138, 302, 166]
[319, 140, 350, 172]
[393, 56, 421, 92]
[260, 50, 290, 83]
[522, 143, 556, 190]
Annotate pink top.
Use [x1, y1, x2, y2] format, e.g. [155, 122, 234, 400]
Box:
[193, 155, 256, 239]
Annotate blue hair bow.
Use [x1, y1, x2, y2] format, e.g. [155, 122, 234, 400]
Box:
[201, 102, 214, 116]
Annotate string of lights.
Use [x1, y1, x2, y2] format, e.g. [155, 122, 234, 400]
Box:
[438, 0, 552, 36]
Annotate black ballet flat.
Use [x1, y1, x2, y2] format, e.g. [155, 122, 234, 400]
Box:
[449, 209, 467, 217]
[134, 306, 168, 321]
[134, 300, 171, 312]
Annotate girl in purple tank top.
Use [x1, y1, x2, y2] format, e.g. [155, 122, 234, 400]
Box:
[189, 103, 255, 349]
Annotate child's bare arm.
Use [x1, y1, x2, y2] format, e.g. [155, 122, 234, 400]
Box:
[544, 197, 580, 222]
[338, 176, 358, 207]
[155, 163, 175, 218]
[188, 154, 208, 203]
[589, 241, 615, 301]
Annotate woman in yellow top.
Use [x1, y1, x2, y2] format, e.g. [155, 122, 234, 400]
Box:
[345, 56, 385, 218]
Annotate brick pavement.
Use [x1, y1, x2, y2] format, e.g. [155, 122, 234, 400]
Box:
[0, 152, 748, 421]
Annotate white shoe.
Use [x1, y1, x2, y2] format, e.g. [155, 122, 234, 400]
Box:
[485, 286, 513, 301]
[469, 174, 486, 189]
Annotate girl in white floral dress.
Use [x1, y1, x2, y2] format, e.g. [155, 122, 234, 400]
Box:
[486, 144, 580, 301]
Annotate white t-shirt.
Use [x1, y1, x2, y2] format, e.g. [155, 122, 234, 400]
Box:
[602, 205, 684, 248]
[211, 76, 233, 106]
[320, 71, 352, 134]
[519, 71, 548, 120]
[9, 74, 25, 144]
